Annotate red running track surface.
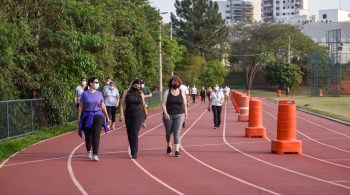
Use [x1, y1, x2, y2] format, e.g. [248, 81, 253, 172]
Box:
[1, 100, 350, 195]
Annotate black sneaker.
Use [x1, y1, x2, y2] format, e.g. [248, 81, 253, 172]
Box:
[131, 155, 137, 159]
[167, 147, 172, 155]
[175, 151, 180, 157]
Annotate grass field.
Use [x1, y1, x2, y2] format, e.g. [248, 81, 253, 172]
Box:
[245, 89, 350, 123]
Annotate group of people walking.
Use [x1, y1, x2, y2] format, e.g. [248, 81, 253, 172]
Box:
[75, 76, 228, 161]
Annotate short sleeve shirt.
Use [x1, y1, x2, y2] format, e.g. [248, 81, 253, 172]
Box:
[76, 85, 85, 103]
[210, 91, 224, 106]
[104, 88, 120, 107]
[80, 90, 104, 111]
[180, 85, 189, 95]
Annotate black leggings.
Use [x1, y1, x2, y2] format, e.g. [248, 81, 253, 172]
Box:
[83, 115, 104, 155]
[212, 105, 222, 127]
[106, 106, 117, 122]
[125, 111, 144, 156]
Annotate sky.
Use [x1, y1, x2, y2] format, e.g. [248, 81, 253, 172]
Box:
[149, 0, 350, 23]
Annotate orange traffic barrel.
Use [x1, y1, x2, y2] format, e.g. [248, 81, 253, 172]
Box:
[238, 95, 249, 122]
[245, 98, 266, 137]
[235, 93, 241, 113]
[271, 100, 302, 154]
[277, 90, 281, 97]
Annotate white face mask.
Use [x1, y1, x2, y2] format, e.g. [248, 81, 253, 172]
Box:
[81, 81, 86, 85]
[214, 87, 219, 91]
[141, 84, 145, 88]
[109, 86, 114, 90]
[93, 83, 100, 90]
[106, 81, 110, 85]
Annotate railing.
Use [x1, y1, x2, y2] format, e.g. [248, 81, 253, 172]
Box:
[0, 99, 48, 141]
[145, 91, 163, 108]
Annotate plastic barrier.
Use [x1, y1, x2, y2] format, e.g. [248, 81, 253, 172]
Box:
[235, 92, 241, 113]
[238, 95, 249, 122]
[271, 100, 302, 154]
[245, 98, 266, 137]
[277, 90, 281, 97]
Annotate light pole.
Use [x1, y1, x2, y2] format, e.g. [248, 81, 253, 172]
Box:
[170, 22, 174, 76]
[159, 11, 168, 100]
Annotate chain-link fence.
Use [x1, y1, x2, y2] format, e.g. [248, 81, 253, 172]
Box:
[0, 99, 49, 141]
[145, 91, 163, 107]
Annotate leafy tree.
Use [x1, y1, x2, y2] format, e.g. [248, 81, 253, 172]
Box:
[229, 22, 324, 90]
[265, 60, 303, 89]
[171, 0, 228, 60]
[201, 60, 228, 88]
[176, 55, 206, 86]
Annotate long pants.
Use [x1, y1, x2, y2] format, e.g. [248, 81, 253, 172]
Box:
[200, 95, 205, 103]
[163, 113, 185, 145]
[83, 115, 104, 155]
[192, 94, 196, 103]
[211, 105, 222, 128]
[106, 106, 117, 122]
[125, 111, 143, 156]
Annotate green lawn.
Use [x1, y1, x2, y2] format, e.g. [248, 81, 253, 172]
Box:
[245, 89, 350, 123]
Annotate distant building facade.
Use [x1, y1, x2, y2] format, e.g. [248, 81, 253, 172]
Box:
[261, 0, 308, 22]
[217, 0, 261, 23]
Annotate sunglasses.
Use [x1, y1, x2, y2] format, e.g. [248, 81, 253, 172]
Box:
[93, 82, 99, 84]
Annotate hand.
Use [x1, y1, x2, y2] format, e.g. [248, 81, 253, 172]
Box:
[107, 119, 111, 126]
[207, 107, 211, 112]
[164, 113, 170, 120]
[144, 113, 148, 120]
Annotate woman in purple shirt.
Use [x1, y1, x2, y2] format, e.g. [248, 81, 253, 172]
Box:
[78, 77, 111, 162]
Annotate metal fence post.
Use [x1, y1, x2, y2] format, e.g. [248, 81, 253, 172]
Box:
[31, 100, 34, 133]
[7, 102, 10, 139]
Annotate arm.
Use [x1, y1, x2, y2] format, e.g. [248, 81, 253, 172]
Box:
[119, 90, 127, 120]
[182, 92, 188, 119]
[101, 102, 111, 125]
[74, 91, 78, 104]
[78, 102, 84, 124]
[141, 93, 148, 119]
[145, 88, 152, 98]
[162, 89, 170, 120]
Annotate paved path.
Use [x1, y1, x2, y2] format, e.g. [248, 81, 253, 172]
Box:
[1, 100, 350, 194]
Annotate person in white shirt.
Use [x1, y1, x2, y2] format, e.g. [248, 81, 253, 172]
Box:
[103, 77, 112, 94]
[224, 85, 230, 103]
[74, 78, 87, 109]
[207, 84, 224, 129]
[191, 85, 197, 103]
[179, 84, 190, 127]
[104, 81, 120, 130]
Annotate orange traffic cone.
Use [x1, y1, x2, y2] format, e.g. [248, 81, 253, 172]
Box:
[245, 98, 266, 137]
[235, 93, 241, 113]
[277, 90, 281, 97]
[271, 100, 302, 154]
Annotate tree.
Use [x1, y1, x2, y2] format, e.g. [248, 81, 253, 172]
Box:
[201, 60, 228, 87]
[265, 60, 303, 89]
[229, 22, 324, 90]
[171, 0, 228, 60]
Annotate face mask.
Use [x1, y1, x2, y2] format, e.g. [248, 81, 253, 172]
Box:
[172, 84, 180, 89]
[81, 81, 86, 85]
[131, 86, 140, 92]
[214, 87, 219, 91]
[106, 81, 110, 85]
[141, 84, 145, 88]
[109, 87, 114, 90]
[93, 83, 100, 90]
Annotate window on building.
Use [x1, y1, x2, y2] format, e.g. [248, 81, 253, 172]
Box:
[292, 13, 294, 15]
[226, 5, 229, 8]
[276, 13, 280, 16]
[226, 11, 230, 13]
[276, 7, 280, 10]
[283, 1, 286, 3]
[226, 17, 230, 19]
[323, 14, 327, 19]
[276, 1, 280, 4]
[292, 0, 294, 2]
[283, 7, 285, 9]
[283, 13, 286, 15]
[292, 6, 294, 9]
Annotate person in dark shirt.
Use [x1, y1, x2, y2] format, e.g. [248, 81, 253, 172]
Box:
[162, 76, 188, 157]
[140, 80, 152, 128]
[119, 79, 147, 159]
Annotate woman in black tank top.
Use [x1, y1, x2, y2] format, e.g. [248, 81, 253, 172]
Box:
[119, 79, 147, 159]
[162, 76, 188, 157]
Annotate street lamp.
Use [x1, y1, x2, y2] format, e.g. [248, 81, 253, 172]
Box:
[159, 10, 168, 100]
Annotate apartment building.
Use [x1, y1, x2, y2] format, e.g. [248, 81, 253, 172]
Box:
[261, 0, 308, 22]
[217, 0, 261, 23]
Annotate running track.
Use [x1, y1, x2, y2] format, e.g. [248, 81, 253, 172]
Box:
[1, 100, 350, 194]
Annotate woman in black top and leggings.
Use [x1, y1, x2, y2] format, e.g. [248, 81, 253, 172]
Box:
[119, 80, 147, 159]
[162, 76, 188, 157]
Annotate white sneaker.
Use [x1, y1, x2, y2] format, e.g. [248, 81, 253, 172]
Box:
[86, 151, 92, 159]
[93, 155, 99, 161]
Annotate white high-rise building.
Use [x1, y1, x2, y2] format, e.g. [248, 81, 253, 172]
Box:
[261, 0, 309, 22]
[217, 0, 261, 24]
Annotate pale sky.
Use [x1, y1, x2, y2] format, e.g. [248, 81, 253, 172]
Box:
[149, 0, 350, 23]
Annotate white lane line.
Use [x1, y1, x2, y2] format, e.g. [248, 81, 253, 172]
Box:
[67, 109, 166, 195]
[263, 102, 350, 139]
[331, 181, 350, 183]
[180, 109, 280, 195]
[128, 103, 202, 195]
[0, 131, 74, 169]
[224, 104, 350, 190]
[263, 110, 350, 154]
